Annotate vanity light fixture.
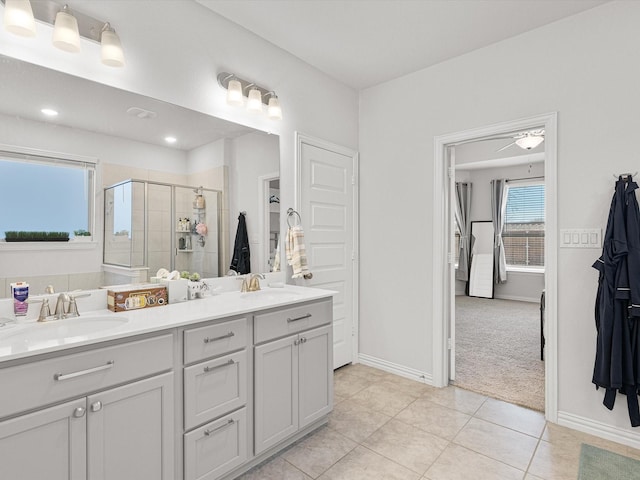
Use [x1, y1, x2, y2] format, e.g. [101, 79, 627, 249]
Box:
[41, 108, 58, 116]
[52, 4, 80, 53]
[2, 0, 36, 37]
[217, 71, 282, 120]
[0, 0, 125, 67]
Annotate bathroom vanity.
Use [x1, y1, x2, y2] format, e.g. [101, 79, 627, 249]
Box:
[0, 286, 334, 480]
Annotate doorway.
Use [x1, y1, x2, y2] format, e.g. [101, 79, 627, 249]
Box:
[431, 113, 558, 421]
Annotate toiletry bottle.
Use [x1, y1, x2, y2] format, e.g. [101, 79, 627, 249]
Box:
[11, 282, 29, 316]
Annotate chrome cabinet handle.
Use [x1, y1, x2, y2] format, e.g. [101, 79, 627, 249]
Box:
[90, 401, 102, 412]
[204, 419, 235, 437]
[203, 332, 235, 343]
[73, 407, 86, 418]
[53, 361, 115, 381]
[287, 313, 312, 323]
[203, 359, 235, 373]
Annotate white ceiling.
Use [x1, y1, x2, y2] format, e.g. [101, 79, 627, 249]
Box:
[198, 0, 607, 90]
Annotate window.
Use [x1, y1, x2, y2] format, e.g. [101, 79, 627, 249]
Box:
[0, 150, 95, 240]
[503, 182, 545, 268]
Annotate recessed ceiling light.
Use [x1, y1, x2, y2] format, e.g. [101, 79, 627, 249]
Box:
[41, 108, 59, 117]
[164, 136, 177, 144]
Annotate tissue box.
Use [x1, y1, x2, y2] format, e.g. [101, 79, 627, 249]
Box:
[151, 277, 188, 304]
[105, 284, 168, 312]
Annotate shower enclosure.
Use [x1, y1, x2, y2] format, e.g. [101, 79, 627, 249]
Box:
[104, 180, 221, 281]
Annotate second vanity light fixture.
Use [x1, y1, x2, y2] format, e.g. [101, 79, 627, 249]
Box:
[217, 72, 283, 120]
[1, 0, 125, 67]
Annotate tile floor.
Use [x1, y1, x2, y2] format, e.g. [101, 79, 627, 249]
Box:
[238, 363, 640, 480]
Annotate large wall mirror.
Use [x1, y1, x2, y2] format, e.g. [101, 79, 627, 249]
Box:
[0, 55, 280, 294]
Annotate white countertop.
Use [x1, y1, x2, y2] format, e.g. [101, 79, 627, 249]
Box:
[0, 285, 334, 363]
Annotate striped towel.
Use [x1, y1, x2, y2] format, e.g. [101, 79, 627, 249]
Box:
[286, 225, 311, 279]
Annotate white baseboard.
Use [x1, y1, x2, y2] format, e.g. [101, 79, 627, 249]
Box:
[494, 294, 540, 303]
[358, 353, 433, 385]
[558, 411, 640, 450]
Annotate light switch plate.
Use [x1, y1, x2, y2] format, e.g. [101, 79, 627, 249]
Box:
[560, 228, 602, 248]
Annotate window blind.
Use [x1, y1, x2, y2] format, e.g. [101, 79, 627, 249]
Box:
[503, 183, 545, 267]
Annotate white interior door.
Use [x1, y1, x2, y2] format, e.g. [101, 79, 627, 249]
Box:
[298, 135, 357, 369]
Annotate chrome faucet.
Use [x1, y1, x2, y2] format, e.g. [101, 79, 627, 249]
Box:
[53, 293, 70, 320]
[51, 291, 92, 320]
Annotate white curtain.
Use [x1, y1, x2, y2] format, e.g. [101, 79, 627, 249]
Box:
[454, 182, 472, 282]
[490, 179, 508, 284]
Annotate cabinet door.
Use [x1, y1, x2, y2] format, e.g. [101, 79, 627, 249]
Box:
[0, 398, 87, 480]
[87, 372, 174, 480]
[298, 325, 333, 428]
[254, 334, 298, 455]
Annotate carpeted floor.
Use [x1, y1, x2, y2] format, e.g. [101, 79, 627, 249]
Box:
[454, 295, 545, 412]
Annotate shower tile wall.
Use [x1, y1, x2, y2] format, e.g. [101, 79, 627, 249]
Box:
[147, 183, 172, 276]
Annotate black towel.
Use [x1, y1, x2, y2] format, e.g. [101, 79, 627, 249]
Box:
[230, 212, 251, 275]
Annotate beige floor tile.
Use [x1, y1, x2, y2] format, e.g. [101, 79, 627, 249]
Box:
[282, 426, 357, 478]
[362, 418, 448, 475]
[350, 381, 418, 416]
[381, 374, 430, 397]
[237, 456, 313, 480]
[453, 417, 538, 471]
[475, 397, 546, 438]
[335, 363, 391, 380]
[318, 445, 421, 480]
[333, 393, 347, 405]
[328, 399, 391, 443]
[333, 371, 374, 398]
[542, 422, 636, 459]
[423, 444, 524, 480]
[527, 439, 580, 480]
[395, 396, 471, 441]
[524, 475, 545, 480]
[421, 385, 487, 415]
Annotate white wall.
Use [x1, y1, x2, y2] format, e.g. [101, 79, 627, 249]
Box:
[359, 1, 640, 437]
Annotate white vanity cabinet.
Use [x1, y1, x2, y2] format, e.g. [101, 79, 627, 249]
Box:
[0, 333, 175, 480]
[182, 316, 250, 480]
[254, 300, 333, 455]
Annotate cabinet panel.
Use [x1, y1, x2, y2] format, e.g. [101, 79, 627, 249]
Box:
[0, 333, 173, 420]
[184, 350, 247, 430]
[254, 335, 298, 454]
[87, 372, 174, 480]
[184, 317, 248, 364]
[184, 408, 247, 480]
[254, 299, 331, 344]
[299, 325, 333, 428]
[0, 398, 87, 480]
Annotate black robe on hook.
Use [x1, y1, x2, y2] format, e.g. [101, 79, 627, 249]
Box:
[230, 212, 251, 275]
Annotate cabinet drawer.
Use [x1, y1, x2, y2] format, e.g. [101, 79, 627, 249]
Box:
[184, 317, 247, 364]
[184, 350, 247, 431]
[184, 408, 247, 480]
[254, 299, 332, 344]
[0, 334, 173, 420]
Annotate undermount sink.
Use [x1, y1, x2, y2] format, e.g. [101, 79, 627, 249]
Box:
[0, 315, 129, 347]
[239, 289, 302, 301]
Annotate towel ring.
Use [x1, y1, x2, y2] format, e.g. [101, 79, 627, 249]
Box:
[287, 208, 301, 227]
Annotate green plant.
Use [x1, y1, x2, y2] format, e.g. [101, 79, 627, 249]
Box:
[189, 272, 201, 282]
[180, 271, 190, 279]
[4, 231, 69, 241]
[73, 229, 91, 236]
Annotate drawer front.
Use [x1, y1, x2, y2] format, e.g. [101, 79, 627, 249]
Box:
[184, 408, 247, 480]
[0, 334, 174, 420]
[184, 350, 247, 431]
[254, 299, 332, 344]
[184, 317, 247, 364]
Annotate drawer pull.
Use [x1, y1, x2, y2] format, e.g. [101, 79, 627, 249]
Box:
[287, 313, 312, 323]
[204, 419, 235, 436]
[203, 332, 235, 343]
[203, 359, 235, 373]
[53, 360, 115, 381]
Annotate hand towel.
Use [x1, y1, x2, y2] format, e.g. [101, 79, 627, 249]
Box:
[272, 242, 281, 272]
[286, 225, 311, 279]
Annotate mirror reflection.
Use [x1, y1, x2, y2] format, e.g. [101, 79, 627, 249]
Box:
[0, 55, 280, 292]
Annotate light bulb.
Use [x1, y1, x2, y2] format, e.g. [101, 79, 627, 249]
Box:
[52, 6, 80, 53]
[267, 96, 282, 120]
[226, 79, 243, 106]
[247, 87, 263, 113]
[3, 0, 36, 37]
[101, 25, 125, 67]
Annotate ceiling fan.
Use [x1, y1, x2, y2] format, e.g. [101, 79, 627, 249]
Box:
[495, 129, 545, 152]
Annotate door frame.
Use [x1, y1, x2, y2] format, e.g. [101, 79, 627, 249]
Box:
[295, 131, 360, 366]
[258, 172, 280, 273]
[431, 112, 558, 422]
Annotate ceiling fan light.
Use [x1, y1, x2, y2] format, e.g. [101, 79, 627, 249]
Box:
[52, 6, 81, 53]
[247, 87, 263, 113]
[101, 25, 125, 67]
[3, 0, 36, 37]
[226, 79, 243, 106]
[515, 135, 544, 150]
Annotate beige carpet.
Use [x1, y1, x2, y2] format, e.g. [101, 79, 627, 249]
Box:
[454, 295, 545, 412]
